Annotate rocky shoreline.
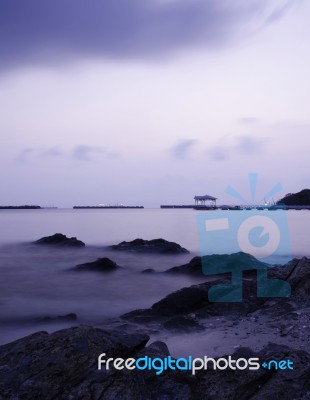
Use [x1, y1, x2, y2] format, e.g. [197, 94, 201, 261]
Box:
[1, 235, 310, 399]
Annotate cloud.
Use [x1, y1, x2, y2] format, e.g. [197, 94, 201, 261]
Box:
[235, 135, 269, 155]
[170, 139, 197, 159]
[16, 145, 117, 163]
[208, 145, 230, 161]
[38, 147, 63, 158]
[265, 0, 300, 23]
[16, 148, 36, 163]
[72, 145, 117, 161]
[16, 146, 62, 163]
[0, 0, 296, 70]
[207, 134, 269, 161]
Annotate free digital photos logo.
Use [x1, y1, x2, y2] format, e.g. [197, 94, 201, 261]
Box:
[197, 173, 291, 302]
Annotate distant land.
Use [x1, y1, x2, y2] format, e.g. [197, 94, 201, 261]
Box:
[277, 189, 310, 206]
[73, 206, 144, 209]
[0, 205, 41, 209]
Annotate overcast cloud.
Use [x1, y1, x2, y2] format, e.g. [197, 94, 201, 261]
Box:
[0, 0, 297, 70]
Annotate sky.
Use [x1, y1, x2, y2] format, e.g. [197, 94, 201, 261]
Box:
[0, 0, 309, 207]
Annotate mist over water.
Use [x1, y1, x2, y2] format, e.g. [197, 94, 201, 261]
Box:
[0, 209, 309, 347]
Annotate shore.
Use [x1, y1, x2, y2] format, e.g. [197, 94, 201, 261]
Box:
[1, 236, 310, 399]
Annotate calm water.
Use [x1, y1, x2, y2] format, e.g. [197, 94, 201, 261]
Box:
[0, 209, 309, 348]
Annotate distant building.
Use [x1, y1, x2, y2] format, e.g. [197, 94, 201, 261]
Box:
[194, 194, 217, 206]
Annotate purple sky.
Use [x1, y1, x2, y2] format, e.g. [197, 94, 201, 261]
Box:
[0, 0, 309, 207]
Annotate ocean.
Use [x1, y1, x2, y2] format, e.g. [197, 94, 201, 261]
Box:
[0, 208, 309, 354]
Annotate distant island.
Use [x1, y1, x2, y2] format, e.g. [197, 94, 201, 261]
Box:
[0, 205, 41, 209]
[277, 189, 310, 206]
[73, 206, 144, 209]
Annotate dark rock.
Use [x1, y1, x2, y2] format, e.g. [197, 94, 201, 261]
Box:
[285, 257, 310, 301]
[74, 257, 120, 272]
[34, 313, 77, 323]
[0, 325, 149, 400]
[268, 257, 310, 303]
[121, 277, 262, 324]
[152, 285, 210, 316]
[125, 256, 310, 324]
[166, 256, 202, 275]
[141, 268, 155, 274]
[199, 251, 270, 275]
[195, 343, 310, 400]
[165, 252, 270, 277]
[34, 233, 85, 247]
[111, 238, 189, 254]
[1, 326, 310, 399]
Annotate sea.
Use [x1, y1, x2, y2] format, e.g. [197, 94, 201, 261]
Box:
[0, 208, 309, 355]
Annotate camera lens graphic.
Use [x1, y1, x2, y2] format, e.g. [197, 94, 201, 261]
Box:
[237, 216, 281, 259]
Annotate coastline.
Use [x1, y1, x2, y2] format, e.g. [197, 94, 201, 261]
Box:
[1, 238, 310, 398]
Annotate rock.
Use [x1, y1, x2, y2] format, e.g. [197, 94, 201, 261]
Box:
[34, 233, 85, 247]
[111, 238, 189, 254]
[123, 276, 261, 323]
[74, 257, 120, 272]
[0, 325, 149, 400]
[165, 252, 270, 277]
[166, 256, 202, 275]
[151, 285, 210, 316]
[34, 313, 77, 323]
[196, 343, 310, 399]
[286, 258, 310, 301]
[126, 256, 310, 325]
[1, 326, 310, 399]
[141, 268, 155, 274]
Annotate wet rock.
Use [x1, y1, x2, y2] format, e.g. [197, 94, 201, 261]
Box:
[196, 343, 310, 400]
[1, 326, 310, 400]
[74, 257, 120, 272]
[165, 252, 272, 277]
[126, 256, 310, 325]
[0, 325, 149, 400]
[141, 268, 155, 274]
[286, 258, 310, 302]
[34, 233, 85, 247]
[165, 256, 202, 276]
[111, 238, 189, 254]
[151, 285, 210, 316]
[123, 277, 261, 323]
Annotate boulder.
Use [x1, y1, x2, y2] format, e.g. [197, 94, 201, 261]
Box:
[1, 326, 310, 399]
[165, 252, 270, 276]
[34, 233, 85, 247]
[141, 268, 155, 274]
[0, 325, 149, 400]
[74, 257, 120, 272]
[123, 257, 310, 330]
[111, 238, 189, 254]
[166, 256, 202, 275]
[195, 343, 310, 399]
